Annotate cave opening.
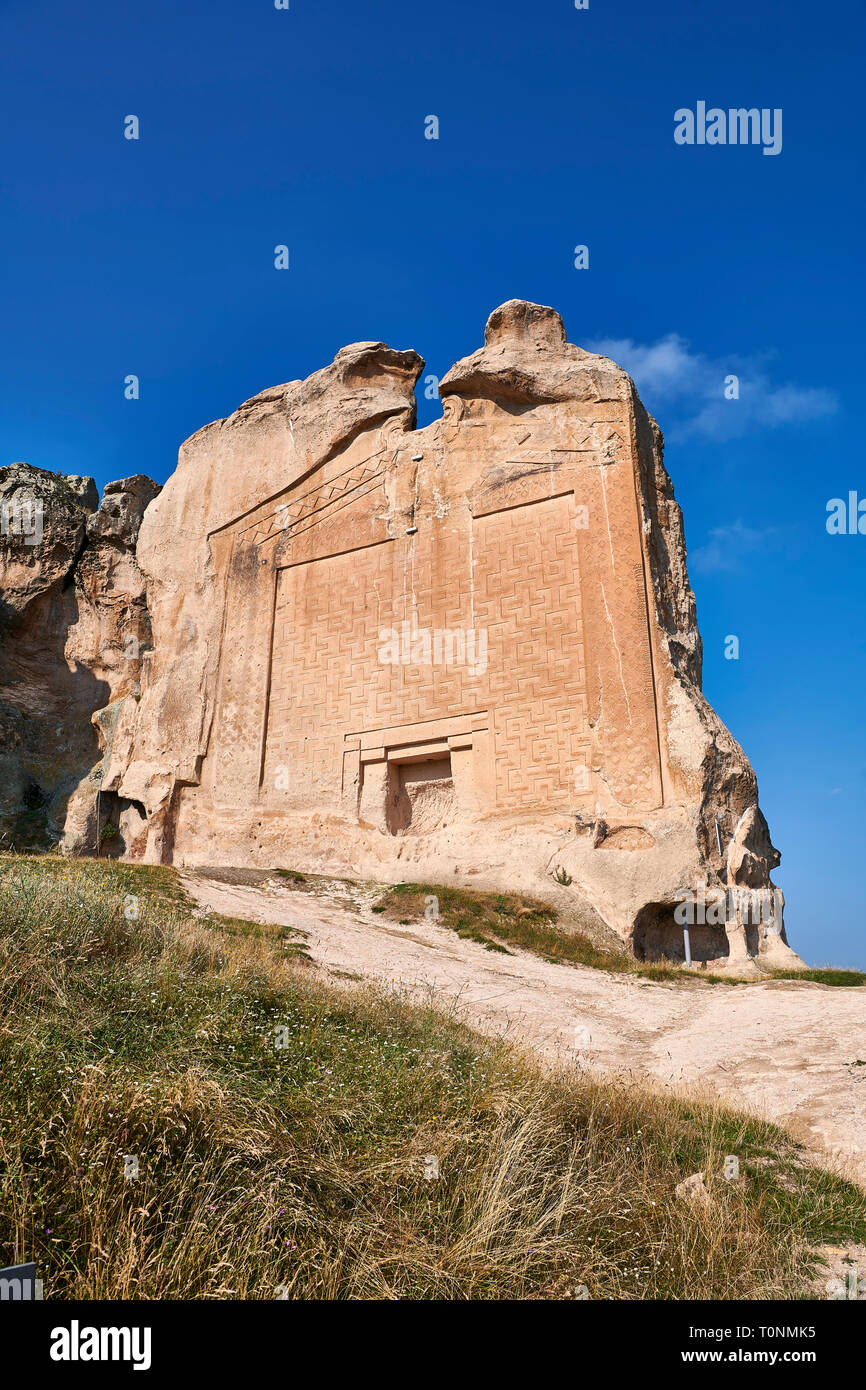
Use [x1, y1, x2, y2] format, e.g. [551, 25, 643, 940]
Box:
[632, 901, 730, 965]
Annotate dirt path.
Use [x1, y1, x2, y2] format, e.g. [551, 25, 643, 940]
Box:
[184, 870, 866, 1184]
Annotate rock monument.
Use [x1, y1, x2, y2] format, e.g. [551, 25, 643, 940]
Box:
[0, 302, 800, 972]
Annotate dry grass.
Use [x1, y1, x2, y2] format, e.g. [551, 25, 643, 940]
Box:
[0, 853, 863, 1299]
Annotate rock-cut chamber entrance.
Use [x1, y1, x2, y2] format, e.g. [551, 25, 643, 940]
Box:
[386, 753, 457, 836]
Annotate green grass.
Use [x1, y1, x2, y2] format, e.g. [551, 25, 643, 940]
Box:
[200, 911, 312, 961]
[371, 882, 738, 981]
[769, 968, 866, 987]
[373, 881, 603, 960]
[1, 852, 864, 1300]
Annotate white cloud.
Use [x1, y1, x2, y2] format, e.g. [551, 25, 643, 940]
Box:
[688, 519, 771, 574]
[587, 333, 838, 442]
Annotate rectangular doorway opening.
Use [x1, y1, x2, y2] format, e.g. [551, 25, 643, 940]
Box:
[387, 754, 456, 836]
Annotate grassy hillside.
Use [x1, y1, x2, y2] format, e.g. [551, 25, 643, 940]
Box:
[0, 853, 863, 1299]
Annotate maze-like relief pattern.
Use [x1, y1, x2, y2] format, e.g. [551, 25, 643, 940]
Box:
[473, 496, 588, 809]
[262, 492, 588, 813]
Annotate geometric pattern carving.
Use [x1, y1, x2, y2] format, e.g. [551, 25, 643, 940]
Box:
[237, 450, 388, 549]
[261, 489, 590, 815]
[472, 495, 589, 809]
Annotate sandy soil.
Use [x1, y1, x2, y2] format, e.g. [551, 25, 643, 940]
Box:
[183, 870, 866, 1186]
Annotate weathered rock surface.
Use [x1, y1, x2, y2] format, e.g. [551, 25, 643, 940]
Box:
[100, 299, 798, 971]
[0, 463, 159, 850]
[1, 302, 799, 971]
[674, 1172, 713, 1209]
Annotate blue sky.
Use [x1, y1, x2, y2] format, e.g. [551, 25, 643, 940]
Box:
[1, 0, 863, 966]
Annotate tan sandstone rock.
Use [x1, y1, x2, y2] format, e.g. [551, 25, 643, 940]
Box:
[0, 463, 159, 850]
[7, 302, 801, 971]
[674, 1172, 714, 1209]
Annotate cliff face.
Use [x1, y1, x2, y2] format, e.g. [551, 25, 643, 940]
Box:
[0, 463, 159, 852]
[0, 303, 798, 973]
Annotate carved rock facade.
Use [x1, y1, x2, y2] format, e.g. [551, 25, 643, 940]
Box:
[3, 303, 800, 971]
